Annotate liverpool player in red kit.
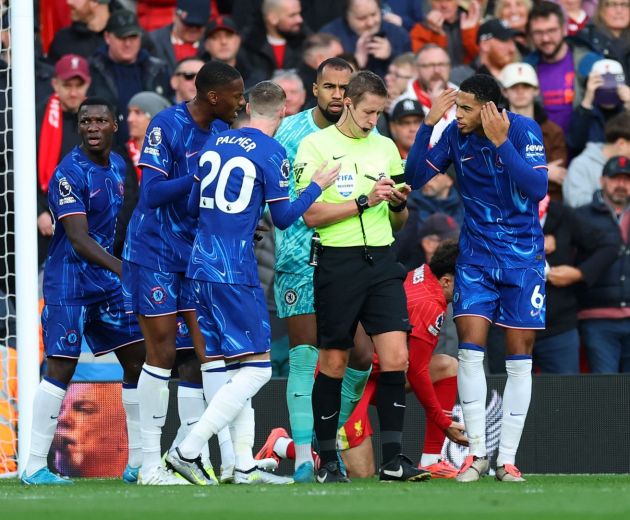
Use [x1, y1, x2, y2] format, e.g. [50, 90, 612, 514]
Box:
[257, 240, 468, 478]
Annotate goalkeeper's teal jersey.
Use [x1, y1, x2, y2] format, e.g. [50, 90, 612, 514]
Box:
[273, 108, 321, 276]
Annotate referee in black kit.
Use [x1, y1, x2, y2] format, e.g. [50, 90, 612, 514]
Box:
[294, 71, 431, 483]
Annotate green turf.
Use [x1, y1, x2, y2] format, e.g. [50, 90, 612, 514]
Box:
[2, 475, 630, 520]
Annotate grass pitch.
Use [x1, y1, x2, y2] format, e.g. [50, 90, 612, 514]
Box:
[2, 475, 630, 520]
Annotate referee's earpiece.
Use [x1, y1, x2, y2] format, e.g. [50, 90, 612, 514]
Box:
[348, 103, 370, 133]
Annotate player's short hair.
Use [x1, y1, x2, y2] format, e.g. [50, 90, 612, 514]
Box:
[605, 111, 630, 143]
[195, 61, 242, 94]
[527, 1, 565, 33]
[459, 74, 502, 106]
[345, 70, 387, 105]
[428, 239, 459, 279]
[78, 96, 116, 119]
[249, 80, 286, 118]
[316, 56, 354, 81]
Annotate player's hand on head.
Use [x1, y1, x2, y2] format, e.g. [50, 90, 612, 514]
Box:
[445, 421, 469, 447]
[480, 102, 510, 147]
[388, 183, 411, 206]
[425, 88, 457, 126]
[311, 161, 342, 190]
[368, 177, 395, 206]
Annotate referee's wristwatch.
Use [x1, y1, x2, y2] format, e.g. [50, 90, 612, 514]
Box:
[355, 194, 369, 215]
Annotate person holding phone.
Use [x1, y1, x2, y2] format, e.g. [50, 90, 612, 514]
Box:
[294, 70, 429, 484]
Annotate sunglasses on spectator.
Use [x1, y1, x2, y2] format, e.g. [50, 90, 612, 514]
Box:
[175, 72, 197, 81]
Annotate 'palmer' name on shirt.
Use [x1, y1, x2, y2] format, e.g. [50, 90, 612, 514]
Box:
[215, 135, 257, 152]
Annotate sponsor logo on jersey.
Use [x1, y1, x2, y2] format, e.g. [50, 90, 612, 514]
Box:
[148, 127, 162, 146]
[58, 177, 72, 197]
[150, 286, 167, 304]
[143, 147, 160, 156]
[293, 162, 306, 184]
[412, 265, 425, 284]
[428, 311, 445, 337]
[336, 172, 355, 198]
[284, 289, 298, 305]
[279, 159, 290, 187]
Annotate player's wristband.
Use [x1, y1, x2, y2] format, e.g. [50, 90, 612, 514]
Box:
[388, 201, 407, 213]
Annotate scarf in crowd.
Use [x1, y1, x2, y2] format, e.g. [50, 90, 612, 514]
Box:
[126, 138, 142, 184]
[38, 94, 63, 193]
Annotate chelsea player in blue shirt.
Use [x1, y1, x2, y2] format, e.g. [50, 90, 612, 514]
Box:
[405, 74, 548, 483]
[122, 61, 245, 485]
[166, 81, 340, 485]
[22, 98, 146, 485]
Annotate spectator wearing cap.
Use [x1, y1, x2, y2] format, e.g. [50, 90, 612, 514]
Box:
[272, 70, 306, 115]
[574, 156, 630, 373]
[298, 32, 344, 108]
[495, 0, 532, 56]
[170, 57, 205, 103]
[149, 0, 210, 77]
[240, 0, 310, 86]
[524, 1, 600, 134]
[409, 0, 480, 67]
[320, 0, 410, 78]
[36, 54, 92, 268]
[89, 9, 170, 143]
[500, 62, 568, 200]
[533, 185, 619, 374]
[567, 58, 630, 157]
[466, 19, 518, 81]
[114, 91, 172, 257]
[389, 98, 424, 159]
[573, 0, 630, 78]
[564, 111, 630, 207]
[198, 16, 249, 82]
[47, 0, 115, 64]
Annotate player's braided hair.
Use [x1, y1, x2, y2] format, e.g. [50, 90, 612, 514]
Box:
[195, 61, 242, 94]
[345, 70, 387, 105]
[428, 239, 459, 279]
[459, 74, 502, 106]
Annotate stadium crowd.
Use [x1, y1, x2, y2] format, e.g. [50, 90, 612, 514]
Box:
[1, 0, 630, 484]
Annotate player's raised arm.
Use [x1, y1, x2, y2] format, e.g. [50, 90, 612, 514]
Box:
[142, 166, 196, 209]
[404, 89, 457, 189]
[482, 102, 548, 201]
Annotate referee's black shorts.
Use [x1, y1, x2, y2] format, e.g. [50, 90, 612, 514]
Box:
[314, 245, 410, 350]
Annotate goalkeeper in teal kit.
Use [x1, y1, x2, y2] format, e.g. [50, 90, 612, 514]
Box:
[404, 74, 548, 483]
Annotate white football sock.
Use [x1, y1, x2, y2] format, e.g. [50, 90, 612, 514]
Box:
[497, 356, 532, 467]
[294, 444, 313, 469]
[201, 360, 235, 468]
[178, 361, 271, 459]
[121, 384, 142, 468]
[272, 436, 292, 459]
[24, 377, 66, 476]
[457, 344, 487, 457]
[230, 400, 256, 471]
[172, 383, 210, 465]
[138, 364, 171, 473]
[420, 453, 442, 467]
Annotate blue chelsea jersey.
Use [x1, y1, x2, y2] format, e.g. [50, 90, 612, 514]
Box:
[122, 102, 229, 272]
[43, 146, 126, 305]
[187, 127, 290, 286]
[424, 113, 547, 268]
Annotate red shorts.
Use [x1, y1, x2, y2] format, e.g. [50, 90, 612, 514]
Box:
[337, 373, 378, 450]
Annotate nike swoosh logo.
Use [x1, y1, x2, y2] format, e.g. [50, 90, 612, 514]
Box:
[316, 473, 327, 483]
[332, 155, 346, 160]
[462, 400, 477, 404]
[393, 402, 406, 408]
[186, 420, 198, 426]
[293, 393, 309, 398]
[321, 411, 338, 421]
[89, 189, 101, 198]
[383, 467, 403, 478]
[510, 412, 525, 416]
[461, 156, 474, 162]
[186, 151, 198, 158]
[50, 415, 59, 420]
[152, 414, 166, 419]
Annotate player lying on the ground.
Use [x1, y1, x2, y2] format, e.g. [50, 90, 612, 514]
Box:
[165, 81, 341, 485]
[22, 98, 146, 486]
[256, 240, 468, 479]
